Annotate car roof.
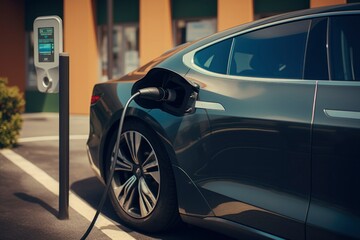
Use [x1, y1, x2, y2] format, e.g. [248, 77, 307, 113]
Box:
[250, 2, 360, 27]
[186, 3, 360, 51]
[150, 3, 360, 76]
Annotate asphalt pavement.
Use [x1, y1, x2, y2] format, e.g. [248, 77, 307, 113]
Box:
[0, 113, 115, 240]
[0, 113, 234, 240]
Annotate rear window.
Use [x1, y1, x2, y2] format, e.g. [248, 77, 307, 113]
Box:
[194, 38, 232, 74]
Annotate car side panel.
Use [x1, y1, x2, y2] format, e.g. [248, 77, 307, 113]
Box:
[307, 82, 360, 239]
[146, 107, 215, 218]
[185, 69, 315, 240]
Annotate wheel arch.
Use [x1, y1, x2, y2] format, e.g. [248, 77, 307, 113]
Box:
[99, 107, 179, 183]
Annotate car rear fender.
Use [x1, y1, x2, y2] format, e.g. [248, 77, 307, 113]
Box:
[99, 107, 180, 180]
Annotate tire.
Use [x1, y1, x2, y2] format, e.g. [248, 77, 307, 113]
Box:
[105, 119, 180, 232]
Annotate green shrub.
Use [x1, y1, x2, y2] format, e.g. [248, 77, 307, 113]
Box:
[0, 77, 25, 148]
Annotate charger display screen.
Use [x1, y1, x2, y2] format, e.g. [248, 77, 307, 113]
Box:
[38, 27, 54, 62]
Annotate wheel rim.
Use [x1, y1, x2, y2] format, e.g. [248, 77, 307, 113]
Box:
[111, 130, 160, 219]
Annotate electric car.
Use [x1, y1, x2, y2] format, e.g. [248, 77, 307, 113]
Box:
[87, 4, 360, 239]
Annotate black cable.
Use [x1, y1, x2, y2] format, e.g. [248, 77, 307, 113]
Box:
[81, 87, 176, 240]
[81, 87, 176, 239]
[80, 92, 140, 240]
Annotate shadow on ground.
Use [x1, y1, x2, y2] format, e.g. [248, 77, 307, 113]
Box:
[71, 177, 235, 240]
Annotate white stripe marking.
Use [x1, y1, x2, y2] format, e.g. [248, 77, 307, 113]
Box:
[18, 135, 88, 143]
[0, 149, 135, 240]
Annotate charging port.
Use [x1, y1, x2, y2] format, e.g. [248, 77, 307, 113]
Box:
[132, 68, 199, 116]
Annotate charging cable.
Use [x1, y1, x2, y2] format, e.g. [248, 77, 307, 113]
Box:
[81, 87, 176, 239]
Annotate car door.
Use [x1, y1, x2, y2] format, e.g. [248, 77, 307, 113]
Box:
[184, 19, 313, 240]
[307, 14, 360, 240]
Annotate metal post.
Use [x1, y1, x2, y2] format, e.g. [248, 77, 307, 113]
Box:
[107, 0, 114, 80]
[58, 53, 69, 220]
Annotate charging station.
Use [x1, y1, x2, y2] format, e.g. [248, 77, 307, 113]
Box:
[34, 16, 63, 93]
[33, 16, 69, 220]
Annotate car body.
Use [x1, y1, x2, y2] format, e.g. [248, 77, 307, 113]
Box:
[87, 4, 360, 239]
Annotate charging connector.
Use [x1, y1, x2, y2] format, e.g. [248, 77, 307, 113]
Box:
[138, 87, 176, 102]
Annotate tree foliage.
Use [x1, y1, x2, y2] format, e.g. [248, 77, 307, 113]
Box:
[0, 78, 25, 148]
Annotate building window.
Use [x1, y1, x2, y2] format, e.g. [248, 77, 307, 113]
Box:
[96, 0, 139, 80]
[98, 24, 139, 80]
[172, 0, 217, 45]
[174, 19, 217, 45]
[26, 32, 37, 89]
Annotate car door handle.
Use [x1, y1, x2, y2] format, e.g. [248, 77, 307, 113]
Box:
[195, 101, 225, 111]
[324, 109, 360, 120]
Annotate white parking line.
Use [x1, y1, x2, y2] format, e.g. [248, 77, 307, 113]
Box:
[18, 135, 88, 143]
[0, 148, 135, 240]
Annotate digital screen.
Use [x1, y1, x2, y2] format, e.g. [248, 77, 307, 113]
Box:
[38, 27, 54, 62]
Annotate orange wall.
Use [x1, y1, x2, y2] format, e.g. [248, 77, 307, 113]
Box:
[0, 0, 26, 92]
[218, 0, 254, 31]
[64, 0, 99, 114]
[311, 0, 346, 8]
[139, 0, 173, 65]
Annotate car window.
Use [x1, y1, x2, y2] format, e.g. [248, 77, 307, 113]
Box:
[194, 38, 232, 74]
[229, 20, 310, 79]
[304, 18, 329, 80]
[330, 15, 360, 81]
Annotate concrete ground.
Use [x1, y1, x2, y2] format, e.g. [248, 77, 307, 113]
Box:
[0, 114, 117, 240]
[0, 113, 233, 240]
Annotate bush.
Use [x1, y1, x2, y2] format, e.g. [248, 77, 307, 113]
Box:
[0, 77, 25, 148]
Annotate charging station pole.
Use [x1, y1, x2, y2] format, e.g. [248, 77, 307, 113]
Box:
[33, 16, 69, 220]
[58, 53, 70, 220]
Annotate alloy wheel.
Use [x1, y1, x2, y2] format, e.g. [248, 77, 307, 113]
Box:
[111, 130, 160, 219]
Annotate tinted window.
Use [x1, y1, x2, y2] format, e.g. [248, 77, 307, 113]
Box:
[194, 38, 232, 74]
[304, 18, 329, 80]
[230, 20, 310, 79]
[330, 15, 360, 81]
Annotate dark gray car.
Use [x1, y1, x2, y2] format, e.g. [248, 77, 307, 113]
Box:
[87, 4, 360, 239]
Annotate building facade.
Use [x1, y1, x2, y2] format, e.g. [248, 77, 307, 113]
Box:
[0, 0, 353, 114]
